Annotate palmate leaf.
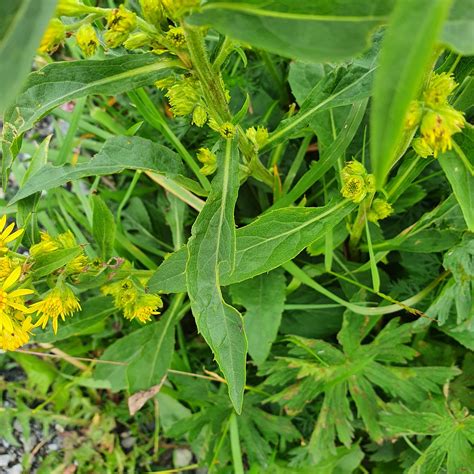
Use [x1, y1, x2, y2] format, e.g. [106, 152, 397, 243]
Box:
[261, 314, 460, 463]
[381, 399, 474, 473]
[186, 138, 247, 413]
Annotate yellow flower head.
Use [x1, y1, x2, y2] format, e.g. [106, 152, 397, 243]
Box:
[0, 216, 24, 255]
[368, 198, 393, 223]
[166, 26, 186, 48]
[123, 293, 163, 323]
[405, 100, 422, 129]
[166, 78, 201, 116]
[76, 24, 99, 57]
[412, 137, 434, 158]
[197, 148, 217, 176]
[0, 267, 34, 317]
[140, 0, 163, 25]
[341, 175, 367, 203]
[161, 0, 200, 19]
[0, 316, 33, 352]
[423, 73, 458, 108]
[105, 5, 136, 48]
[192, 104, 208, 127]
[39, 18, 66, 54]
[0, 257, 13, 280]
[31, 284, 81, 334]
[219, 122, 235, 139]
[30, 232, 59, 257]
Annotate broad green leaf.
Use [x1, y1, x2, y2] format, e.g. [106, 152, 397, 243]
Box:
[32, 246, 83, 278]
[92, 195, 116, 260]
[9, 353, 56, 396]
[127, 300, 180, 393]
[266, 68, 373, 148]
[186, 138, 247, 413]
[0, 0, 57, 115]
[438, 147, 474, 232]
[33, 296, 115, 343]
[370, 0, 454, 188]
[149, 200, 355, 293]
[10, 136, 183, 204]
[441, 0, 474, 55]
[187, 0, 394, 63]
[2, 54, 181, 179]
[230, 270, 286, 365]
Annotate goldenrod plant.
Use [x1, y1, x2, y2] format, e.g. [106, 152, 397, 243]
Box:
[0, 0, 472, 471]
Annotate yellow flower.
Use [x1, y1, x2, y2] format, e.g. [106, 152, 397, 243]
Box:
[423, 73, 458, 108]
[0, 257, 13, 280]
[76, 24, 99, 57]
[341, 175, 367, 203]
[105, 5, 137, 48]
[38, 18, 66, 54]
[161, 0, 200, 18]
[405, 100, 422, 129]
[166, 78, 201, 116]
[368, 198, 393, 223]
[166, 26, 186, 48]
[0, 316, 33, 352]
[123, 294, 163, 323]
[31, 285, 81, 334]
[30, 232, 59, 256]
[197, 148, 217, 175]
[0, 267, 34, 316]
[219, 122, 235, 139]
[412, 137, 434, 158]
[192, 105, 208, 127]
[140, 0, 163, 25]
[0, 215, 24, 255]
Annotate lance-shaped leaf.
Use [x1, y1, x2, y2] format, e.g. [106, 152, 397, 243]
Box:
[149, 200, 355, 293]
[0, 0, 57, 114]
[187, 0, 394, 63]
[186, 138, 247, 413]
[10, 136, 183, 204]
[370, 0, 453, 188]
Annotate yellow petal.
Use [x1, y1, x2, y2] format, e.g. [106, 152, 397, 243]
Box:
[53, 317, 59, 334]
[0, 223, 15, 239]
[4, 228, 24, 244]
[2, 266, 21, 291]
[8, 302, 30, 313]
[9, 288, 34, 298]
[0, 215, 6, 232]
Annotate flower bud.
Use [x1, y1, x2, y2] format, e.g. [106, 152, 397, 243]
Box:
[341, 160, 366, 181]
[56, 0, 94, 17]
[246, 126, 269, 149]
[197, 148, 217, 175]
[166, 26, 186, 48]
[166, 78, 201, 116]
[219, 122, 235, 139]
[105, 5, 136, 48]
[124, 32, 150, 50]
[161, 0, 200, 19]
[405, 100, 422, 129]
[192, 105, 208, 127]
[412, 137, 433, 158]
[38, 19, 65, 54]
[368, 198, 393, 223]
[341, 175, 367, 203]
[76, 24, 99, 57]
[140, 0, 163, 26]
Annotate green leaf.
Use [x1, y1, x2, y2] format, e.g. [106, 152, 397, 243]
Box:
[370, 0, 454, 188]
[92, 195, 116, 260]
[32, 246, 83, 278]
[186, 138, 247, 413]
[0, 0, 57, 115]
[10, 136, 183, 204]
[127, 298, 181, 393]
[187, 0, 394, 63]
[438, 147, 474, 232]
[150, 200, 355, 293]
[230, 270, 286, 365]
[9, 353, 56, 396]
[441, 0, 474, 55]
[33, 296, 115, 343]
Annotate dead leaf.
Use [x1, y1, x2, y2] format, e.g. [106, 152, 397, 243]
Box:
[128, 374, 167, 416]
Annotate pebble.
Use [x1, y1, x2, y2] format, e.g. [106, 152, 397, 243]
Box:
[0, 454, 13, 467]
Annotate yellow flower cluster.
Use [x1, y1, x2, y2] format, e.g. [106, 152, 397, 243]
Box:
[76, 24, 99, 57]
[140, 0, 164, 26]
[104, 5, 137, 48]
[102, 278, 163, 324]
[0, 215, 23, 255]
[340, 161, 375, 203]
[407, 73, 466, 158]
[38, 18, 66, 54]
[246, 126, 269, 150]
[166, 77, 202, 117]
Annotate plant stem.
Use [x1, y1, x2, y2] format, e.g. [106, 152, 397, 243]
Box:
[349, 193, 374, 257]
[229, 413, 245, 474]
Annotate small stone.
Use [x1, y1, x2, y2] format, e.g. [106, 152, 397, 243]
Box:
[9, 464, 23, 474]
[120, 437, 135, 450]
[0, 454, 13, 467]
[173, 448, 193, 468]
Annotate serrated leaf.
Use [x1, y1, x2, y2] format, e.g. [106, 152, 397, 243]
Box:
[10, 136, 183, 204]
[230, 270, 286, 365]
[371, 0, 454, 188]
[186, 138, 247, 413]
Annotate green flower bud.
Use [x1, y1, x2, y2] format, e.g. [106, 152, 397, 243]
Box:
[140, 0, 163, 26]
[105, 5, 136, 47]
[341, 175, 367, 203]
[166, 78, 201, 116]
[192, 105, 208, 127]
[76, 24, 99, 57]
[166, 26, 186, 48]
[38, 19, 65, 54]
[246, 126, 269, 149]
[197, 148, 217, 175]
[341, 160, 366, 180]
[412, 137, 433, 158]
[161, 0, 200, 19]
[124, 32, 150, 50]
[405, 100, 422, 129]
[56, 0, 94, 16]
[368, 198, 393, 223]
